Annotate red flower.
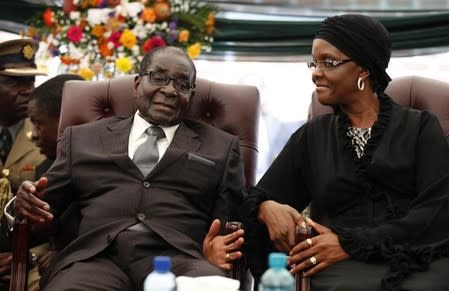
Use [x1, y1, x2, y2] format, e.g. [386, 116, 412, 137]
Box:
[142, 36, 166, 53]
[108, 31, 122, 48]
[43, 9, 54, 27]
[67, 25, 83, 43]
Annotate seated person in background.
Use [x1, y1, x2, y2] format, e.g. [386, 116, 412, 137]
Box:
[240, 14, 449, 291]
[12, 46, 245, 290]
[27, 74, 85, 278]
[29, 74, 85, 181]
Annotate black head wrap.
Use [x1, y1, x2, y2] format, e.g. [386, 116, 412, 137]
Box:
[314, 14, 392, 92]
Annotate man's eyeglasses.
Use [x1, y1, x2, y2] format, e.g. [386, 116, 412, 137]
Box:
[306, 59, 352, 71]
[140, 71, 194, 94]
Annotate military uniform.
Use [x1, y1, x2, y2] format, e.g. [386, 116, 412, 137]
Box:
[0, 38, 47, 291]
[1, 118, 45, 192]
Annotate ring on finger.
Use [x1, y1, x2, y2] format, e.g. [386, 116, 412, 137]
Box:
[309, 256, 317, 265]
[306, 238, 313, 246]
[226, 253, 231, 260]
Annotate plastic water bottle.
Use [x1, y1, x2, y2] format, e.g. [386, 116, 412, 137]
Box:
[144, 256, 177, 291]
[259, 252, 295, 291]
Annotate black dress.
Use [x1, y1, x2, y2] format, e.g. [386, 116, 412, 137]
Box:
[241, 93, 449, 291]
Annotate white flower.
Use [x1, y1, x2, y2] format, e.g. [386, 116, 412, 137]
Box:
[126, 2, 144, 18]
[69, 11, 80, 20]
[133, 24, 147, 39]
[87, 8, 113, 26]
[68, 43, 83, 59]
[107, 42, 114, 50]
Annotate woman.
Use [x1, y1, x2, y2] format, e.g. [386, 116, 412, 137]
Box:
[240, 14, 449, 291]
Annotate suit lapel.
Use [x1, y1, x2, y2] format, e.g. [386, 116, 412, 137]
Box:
[148, 122, 200, 178]
[101, 117, 142, 178]
[5, 119, 35, 167]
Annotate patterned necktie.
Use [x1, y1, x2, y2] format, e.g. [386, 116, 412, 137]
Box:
[133, 126, 165, 176]
[0, 128, 12, 164]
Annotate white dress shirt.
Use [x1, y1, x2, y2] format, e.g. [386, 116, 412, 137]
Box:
[128, 111, 179, 161]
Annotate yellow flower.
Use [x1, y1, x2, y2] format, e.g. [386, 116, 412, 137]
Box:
[178, 30, 189, 43]
[115, 57, 133, 73]
[187, 42, 201, 59]
[78, 67, 95, 80]
[119, 29, 137, 49]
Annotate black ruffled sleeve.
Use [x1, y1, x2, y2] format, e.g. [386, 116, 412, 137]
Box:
[332, 94, 449, 290]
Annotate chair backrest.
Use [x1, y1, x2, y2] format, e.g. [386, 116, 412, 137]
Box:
[59, 75, 260, 187]
[308, 76, 449, 138]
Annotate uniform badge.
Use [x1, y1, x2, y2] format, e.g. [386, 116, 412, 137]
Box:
[22, 44, 35, 60]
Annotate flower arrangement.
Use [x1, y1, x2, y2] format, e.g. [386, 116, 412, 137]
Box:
[24, 0, 217, 80]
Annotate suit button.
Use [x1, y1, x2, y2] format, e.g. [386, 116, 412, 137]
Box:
[143, 181, 150, 188]
[106, 235, 113, 243]
[137, 213, 146, 221]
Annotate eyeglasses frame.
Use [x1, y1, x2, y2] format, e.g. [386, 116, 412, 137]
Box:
[140, 70, 195, 94]
[307, 59, 352, 71]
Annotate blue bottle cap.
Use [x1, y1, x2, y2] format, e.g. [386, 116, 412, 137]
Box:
[153, 256, 172, 272]
[268, 252, 287, 269]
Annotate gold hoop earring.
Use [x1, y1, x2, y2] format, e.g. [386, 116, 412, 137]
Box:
[357, 77, 365, 91]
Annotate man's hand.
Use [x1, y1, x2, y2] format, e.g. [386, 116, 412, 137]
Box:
[288, 218, 350, 276]
[0, 252, 12, 288]
[202, 219, 244, 271]
[14, 177, 53, 223]
[38, 249, 58, 275]
[258, 200, 303, 252]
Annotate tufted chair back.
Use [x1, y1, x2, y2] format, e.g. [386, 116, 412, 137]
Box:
[59, 75, 260, 187]
[308, 76, 449, 138]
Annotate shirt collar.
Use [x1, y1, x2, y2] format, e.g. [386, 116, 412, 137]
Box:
[131, 111, 179, 144]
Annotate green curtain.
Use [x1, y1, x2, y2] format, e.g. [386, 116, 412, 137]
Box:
[211, 11, 449, 59]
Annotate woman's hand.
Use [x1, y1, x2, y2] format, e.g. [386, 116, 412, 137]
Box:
[288, 218, 350, 276]
[14, 177, 53, 223]
[258, 200, 303, 252]
[202, 219, 245, 271]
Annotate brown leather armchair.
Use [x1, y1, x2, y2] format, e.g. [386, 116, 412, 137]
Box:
[295, 75, 449, 291]
[10, 75, 260, 291]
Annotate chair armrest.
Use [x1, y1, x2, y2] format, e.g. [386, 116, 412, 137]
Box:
[9, 218, 29, 291]
[224, 221, 245, 281]
[295, 224, 312, 291]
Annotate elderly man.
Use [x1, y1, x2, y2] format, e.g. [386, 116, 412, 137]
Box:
[13, 46, 245, 290]
[0, 38, 46, 290]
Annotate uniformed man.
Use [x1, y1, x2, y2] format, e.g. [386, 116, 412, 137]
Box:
[0, 38, 46, 290]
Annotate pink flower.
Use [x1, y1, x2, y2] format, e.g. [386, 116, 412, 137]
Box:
[66, 25, 83, 43]
[108, 31, 122, 48]
[142, 36, 166, 53]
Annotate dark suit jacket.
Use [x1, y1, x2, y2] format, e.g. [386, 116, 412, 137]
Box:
[42, 115, 245, 282]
